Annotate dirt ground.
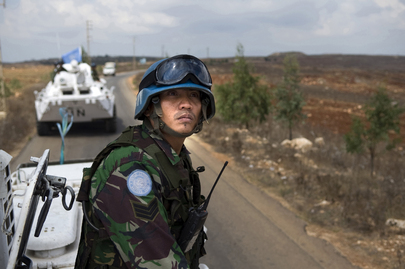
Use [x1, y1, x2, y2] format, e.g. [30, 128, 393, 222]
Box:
[2, 54, 405, 268]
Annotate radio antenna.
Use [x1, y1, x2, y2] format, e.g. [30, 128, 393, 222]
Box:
[201, 161, 228, 211]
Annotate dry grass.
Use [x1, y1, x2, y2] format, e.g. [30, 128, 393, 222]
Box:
[197, 115, 405, 269]
[0, 64, 50, 156]
[3, 64, 52, 90]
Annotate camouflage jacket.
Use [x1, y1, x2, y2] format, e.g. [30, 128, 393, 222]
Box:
[75, 124, 205, 269]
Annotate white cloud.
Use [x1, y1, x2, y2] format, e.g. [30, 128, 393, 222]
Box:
[314, 1, 362, 36]
[0, 0, 404, 62]
[196, 0, 277, 15]
[374, 0, 405, 11]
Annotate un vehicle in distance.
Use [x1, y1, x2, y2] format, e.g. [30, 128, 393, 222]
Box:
[102, 62, 116, 76]
[34, 60, 116, 136]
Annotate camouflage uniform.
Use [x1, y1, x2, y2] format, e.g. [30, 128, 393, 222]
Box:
[91, 66, 100, 81]
[75, 124, 206, 269]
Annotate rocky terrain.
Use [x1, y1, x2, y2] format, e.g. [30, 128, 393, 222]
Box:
[199, 53, 405, 269]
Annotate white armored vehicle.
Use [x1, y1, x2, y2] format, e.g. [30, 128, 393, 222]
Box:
[0, 149, 215, 269]
[0, 149, 211, 269]
[0, 149, 91, 269]
[34, 60, 116, 136]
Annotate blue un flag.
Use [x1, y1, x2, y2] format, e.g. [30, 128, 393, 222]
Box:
[62, 47, 82, 63]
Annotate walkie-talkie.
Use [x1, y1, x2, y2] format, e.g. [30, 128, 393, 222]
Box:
[177, 161, 228, 253]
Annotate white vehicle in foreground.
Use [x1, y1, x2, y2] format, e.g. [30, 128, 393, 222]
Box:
[102, 62, 116, 76]
[1, 149, 91, 269]
[34, 60, 116, 136]
[0, 149, 210, 269]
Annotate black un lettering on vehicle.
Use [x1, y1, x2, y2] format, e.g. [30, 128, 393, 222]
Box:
[66, 107, 74, 116]
[77, 108, 85, 117]
[66, 107, 85, 117]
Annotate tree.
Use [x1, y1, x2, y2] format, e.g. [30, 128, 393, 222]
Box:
[344, 86, 404, 176]
[215, 43, 271, 129]
[82, 46, 91, 64]
[274, 54, 306, 140]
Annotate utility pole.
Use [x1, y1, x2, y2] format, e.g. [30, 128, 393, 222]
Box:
[132, 36, 136, 70]
[86, 20, 92, 64]
[0, 40, 5, 119]
[0, 1, 6, 119]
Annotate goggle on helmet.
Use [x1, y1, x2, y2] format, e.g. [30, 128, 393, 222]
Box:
[135, 54, 215, 121]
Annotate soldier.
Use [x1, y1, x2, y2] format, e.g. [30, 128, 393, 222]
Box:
[75, 54, 215, 269]
[91, 63, 100, 82]
[51, 60, 66, 83]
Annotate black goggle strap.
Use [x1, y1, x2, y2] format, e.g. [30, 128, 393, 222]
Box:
[139, 72, 154, 91]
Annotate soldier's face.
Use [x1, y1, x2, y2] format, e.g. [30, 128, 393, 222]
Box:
[158, 88, 201, 135]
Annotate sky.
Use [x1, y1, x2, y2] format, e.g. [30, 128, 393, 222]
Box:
[0, 0, 405, 63]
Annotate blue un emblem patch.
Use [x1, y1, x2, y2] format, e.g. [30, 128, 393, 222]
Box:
[127, 170, 152, 197]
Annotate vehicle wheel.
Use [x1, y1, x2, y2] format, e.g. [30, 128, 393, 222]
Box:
[105, 106, 117, 133]
[37, 120, 50, 136]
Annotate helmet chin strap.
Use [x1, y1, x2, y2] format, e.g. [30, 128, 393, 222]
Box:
[146, 97, 205, 138]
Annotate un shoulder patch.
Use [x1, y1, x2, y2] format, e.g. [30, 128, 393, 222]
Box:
[127, 170, 152, 197]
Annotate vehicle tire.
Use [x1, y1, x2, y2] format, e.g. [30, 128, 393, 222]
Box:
[36, 120, 50, 136]
[105, 106, 117, 133]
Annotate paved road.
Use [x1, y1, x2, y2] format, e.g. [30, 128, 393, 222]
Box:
[9, 72, 359, 269]
[187, 137, 359, 269]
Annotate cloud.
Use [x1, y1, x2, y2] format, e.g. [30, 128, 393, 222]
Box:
[0, 0, 404, 62]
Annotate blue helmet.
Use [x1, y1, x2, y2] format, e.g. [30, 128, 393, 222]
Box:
[134, 54, 215, 121]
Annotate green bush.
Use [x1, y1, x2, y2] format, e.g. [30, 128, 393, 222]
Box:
[215, 43, 271, 129]
[344, 86, 404, 176]
[273, 54, 306, 140]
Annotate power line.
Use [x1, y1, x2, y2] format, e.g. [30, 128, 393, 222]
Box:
[133, 36, 136, 70]
[0, 39, 6, 119]
[86, 20, 92, 64]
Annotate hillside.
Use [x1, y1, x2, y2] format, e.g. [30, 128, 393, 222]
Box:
[205, 54, 405, 137]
